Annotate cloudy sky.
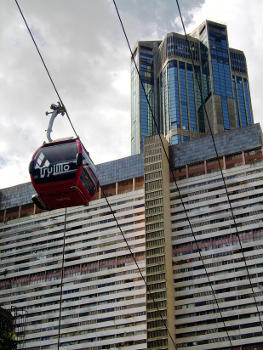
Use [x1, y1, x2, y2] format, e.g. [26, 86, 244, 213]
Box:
[0, 0, 262, 189]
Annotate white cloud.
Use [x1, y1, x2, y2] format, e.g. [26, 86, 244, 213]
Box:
[0, 156, 30, 189]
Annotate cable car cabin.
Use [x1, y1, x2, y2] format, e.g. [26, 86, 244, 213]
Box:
[29, 138, 99, 210]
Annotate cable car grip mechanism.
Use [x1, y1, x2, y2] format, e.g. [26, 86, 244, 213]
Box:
[45, 102, 66, 143]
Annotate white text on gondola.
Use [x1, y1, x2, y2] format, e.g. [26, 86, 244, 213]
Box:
[40, 162, 70, 178]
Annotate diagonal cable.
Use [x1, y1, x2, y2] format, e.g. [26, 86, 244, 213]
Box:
[111, 0, 257, 347]
[102, 188, 177, 349]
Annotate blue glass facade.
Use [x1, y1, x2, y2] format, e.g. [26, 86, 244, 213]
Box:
[236, 76, 247, 127]
[131, 48, 154, 154]
[243, 78, 253, 125]
[166, 35, 199, 61]
[179, 62, 189, 130]
[229, 49, 253, 127]
[161, 59, 198, 145]
[167, 61, 180, 130]
[232, 76, 241, 127]
[161, 70, 169, 135]
[208, 25, 232, 130]
[187, 64, 197, 131]
[231, 74, 253, 128]
[139, 53, 154, 152]
[194, 66, 205, 133]
[171, 134, 181, 144]
[230, 50, 247, 74]
[200, 43, 211, 100]
[131, 50, 139, 155]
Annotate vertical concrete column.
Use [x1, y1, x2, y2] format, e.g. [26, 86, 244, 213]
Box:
[223, 155, 226, 170]
[115, 182, 119, 195]
[185, 164, 189, 178]
[132, 178, 136, 191]
[204, 160, 207, 174]
[241, 151, 246, 165]
[144, 135, 175, 350]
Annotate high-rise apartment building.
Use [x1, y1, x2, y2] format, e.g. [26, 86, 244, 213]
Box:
[0, 157, 147, 350]
[1, 123, 262, 350]
[131, 20, 254, 154]
[144, 125, 263, 350]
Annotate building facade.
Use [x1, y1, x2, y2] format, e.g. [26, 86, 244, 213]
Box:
[0, 123, 262, 350]
[0, 157, 147, 350]
[131, 20, 254, 154]
[143, 124, 263, 350]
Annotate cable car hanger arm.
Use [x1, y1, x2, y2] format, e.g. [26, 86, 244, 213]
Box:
[45, 102, 66, 142]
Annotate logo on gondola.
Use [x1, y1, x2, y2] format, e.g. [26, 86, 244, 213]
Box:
[36, 152, 50, 168]
[40, 162, 71, 178]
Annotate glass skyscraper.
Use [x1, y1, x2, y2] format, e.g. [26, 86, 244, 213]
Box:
[131, 20, 254, 154]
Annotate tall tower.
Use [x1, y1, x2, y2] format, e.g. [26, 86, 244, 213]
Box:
[131, 20, 254, 154]
[191, 20, 253, 133]
[131, 40, 161, 155]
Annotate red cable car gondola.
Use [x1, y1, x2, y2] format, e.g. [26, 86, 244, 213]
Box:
[29, 137, 99, 210]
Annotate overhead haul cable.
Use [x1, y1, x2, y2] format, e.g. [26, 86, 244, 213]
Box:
[14, 1, 176, 349]
[102, 187, 177, 349]
[111, 1, 235, 347]
[112, 0, 263, 346]
[114, 0, 263, 345]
